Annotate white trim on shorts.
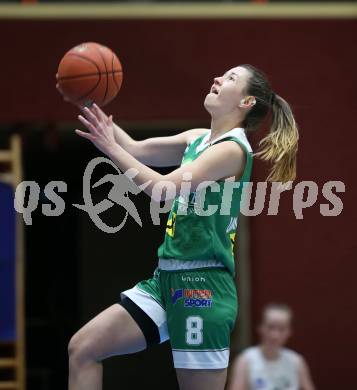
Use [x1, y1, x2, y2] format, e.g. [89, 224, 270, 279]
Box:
[121, 286, 169, 344]
[172, 348, 230, 369]
[158, 258, 225, 271]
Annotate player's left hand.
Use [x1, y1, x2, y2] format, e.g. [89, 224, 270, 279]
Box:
[76, 104, 117, 155]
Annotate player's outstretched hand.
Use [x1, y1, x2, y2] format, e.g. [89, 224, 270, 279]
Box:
[79, 103, 110, 122]
[76, 104, 117, 156]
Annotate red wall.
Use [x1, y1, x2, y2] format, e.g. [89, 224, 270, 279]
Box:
[1, 18, 356, 389]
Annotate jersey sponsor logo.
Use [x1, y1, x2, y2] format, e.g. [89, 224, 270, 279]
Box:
[170, 288, 213, 307]
[170, 288, 183, 305]
[181, 276, 206, 282]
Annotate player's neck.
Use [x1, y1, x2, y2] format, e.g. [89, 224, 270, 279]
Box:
[209, 115, 243, 143]
[260, 344, 281, 361]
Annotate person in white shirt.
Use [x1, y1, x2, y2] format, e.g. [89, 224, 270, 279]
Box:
[227, 303, 315, 390]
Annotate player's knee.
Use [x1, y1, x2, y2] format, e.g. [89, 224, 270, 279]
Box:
[68, 333, 83, 362]
[68, 332, 96, 367]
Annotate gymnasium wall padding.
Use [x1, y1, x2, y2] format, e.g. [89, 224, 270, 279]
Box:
[0, 182, 16, 342]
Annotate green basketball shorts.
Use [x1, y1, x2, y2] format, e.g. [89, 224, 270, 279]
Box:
[121, 259, 238, 369]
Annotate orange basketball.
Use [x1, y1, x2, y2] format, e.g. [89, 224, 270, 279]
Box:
[56, 42, 123, 107]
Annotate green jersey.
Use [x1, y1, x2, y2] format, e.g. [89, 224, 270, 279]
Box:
[157, 128, 253, 276]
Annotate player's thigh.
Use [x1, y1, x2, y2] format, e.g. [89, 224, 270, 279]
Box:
[176, 368, 227, 390]
[69, 303, 146, 361]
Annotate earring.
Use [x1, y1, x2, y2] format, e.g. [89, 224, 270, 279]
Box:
[240, 98, 256, 107]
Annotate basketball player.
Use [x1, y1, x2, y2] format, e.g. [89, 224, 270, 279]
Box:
[68, 64, 299, 390]
[227, 304, 315, 390]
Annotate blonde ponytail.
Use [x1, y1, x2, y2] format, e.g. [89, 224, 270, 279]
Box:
[255, 94, 299, 183]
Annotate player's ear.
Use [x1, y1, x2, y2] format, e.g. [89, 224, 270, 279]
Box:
[239, 96, 256, 109]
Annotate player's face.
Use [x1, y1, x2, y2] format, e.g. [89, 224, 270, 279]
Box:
[259, 310, 292, 349]
[204, 66, 251, 115]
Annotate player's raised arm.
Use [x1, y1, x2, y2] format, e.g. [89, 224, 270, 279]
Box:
[83, 104, 207, 167]
[76, 105, 246, 201]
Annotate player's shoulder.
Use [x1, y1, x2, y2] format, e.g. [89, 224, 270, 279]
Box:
[233, 347, 260, 371]
[185, 128, 210, 145]
[241, 346, 260, 360]
[281, 348, 303, 365]
[220, 128, 253, 153]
